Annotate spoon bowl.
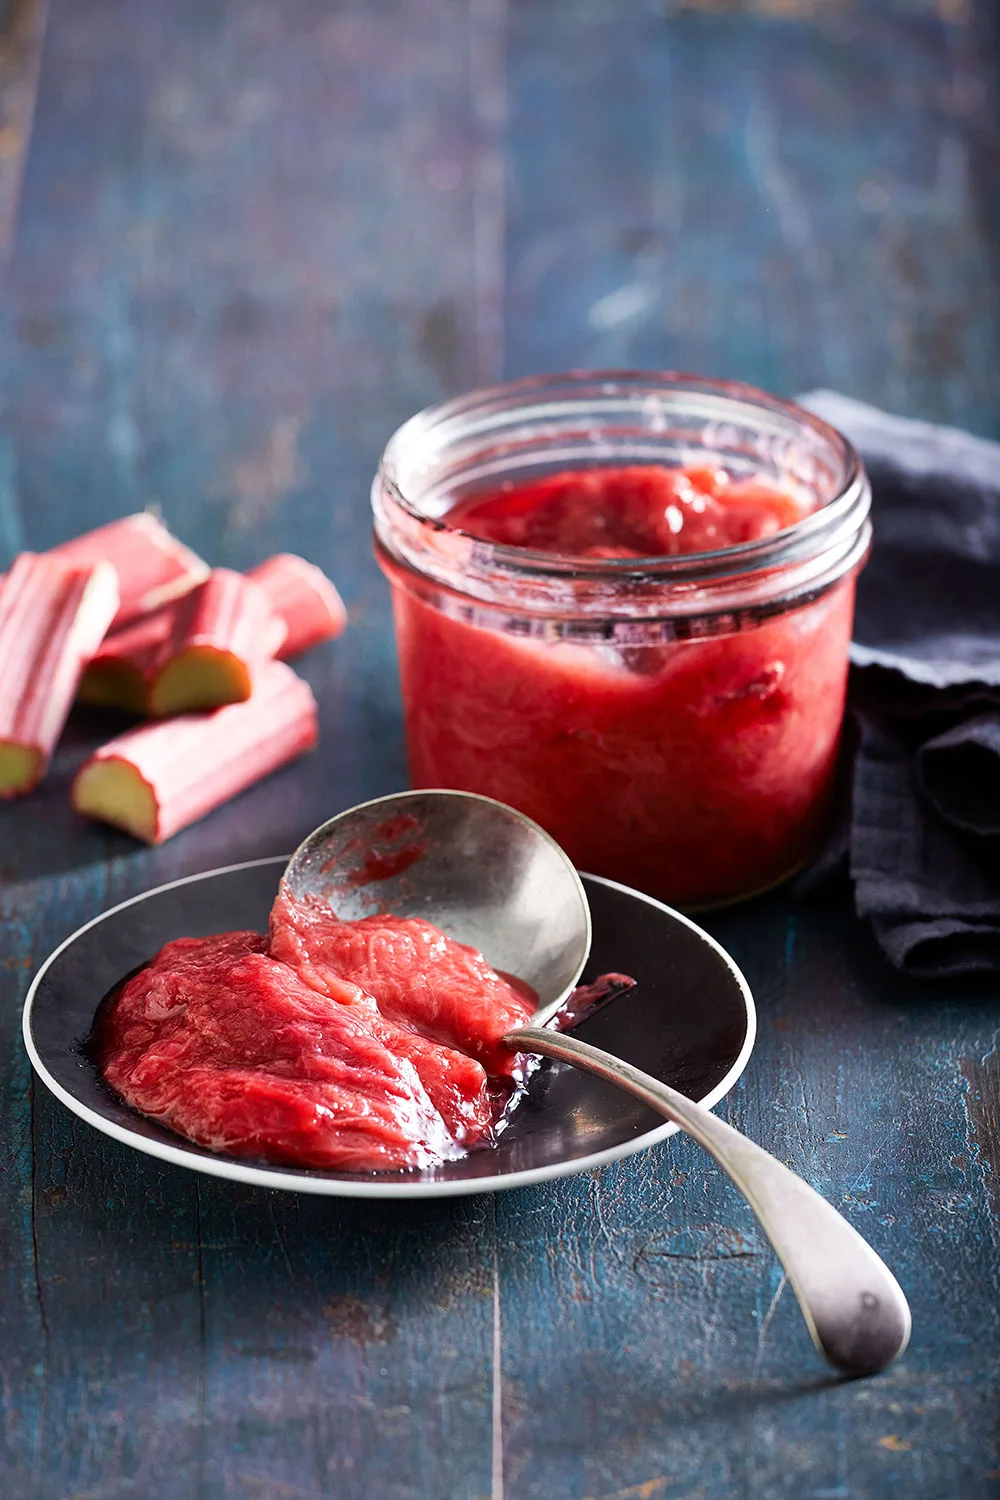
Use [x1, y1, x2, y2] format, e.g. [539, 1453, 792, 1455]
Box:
[283, 788, 592, 1024]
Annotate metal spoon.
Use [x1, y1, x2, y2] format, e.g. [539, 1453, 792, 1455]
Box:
[285, 789, 911, 1378]
[283, 788, 592, 1020]
[503, 1020, 910, 1377]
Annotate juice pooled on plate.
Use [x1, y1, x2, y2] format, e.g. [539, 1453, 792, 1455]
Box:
[373, 374, 871, 909]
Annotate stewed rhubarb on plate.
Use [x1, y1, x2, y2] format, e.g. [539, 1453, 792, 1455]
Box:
[23, 858, 755, 1199]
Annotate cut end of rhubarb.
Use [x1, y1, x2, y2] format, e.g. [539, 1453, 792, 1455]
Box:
[0, 741, 44, 799]
[72, 757, 160, 843]
[149, 646, 253, 717]
[78, 661, 150, 715]
[74, 662, 317, 843]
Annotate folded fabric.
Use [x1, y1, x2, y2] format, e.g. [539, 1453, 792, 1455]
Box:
[917, 713, 1000, 838]
[797, 392, 1000, 980]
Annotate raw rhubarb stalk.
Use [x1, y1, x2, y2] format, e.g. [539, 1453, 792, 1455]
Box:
[0, 554, 120, 797]
[247, 553, 347, 658]
[77, 603, 177, 714]
[49, 512, 208, 629]
[147, 568, 287, 717]
[72, 661, 318, 842]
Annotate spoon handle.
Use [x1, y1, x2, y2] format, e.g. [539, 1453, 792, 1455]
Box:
[505, 1026, 911, 1377]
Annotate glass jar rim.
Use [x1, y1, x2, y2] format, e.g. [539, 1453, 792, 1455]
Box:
[373, 370, 872, 626]
[376, 369, 868, 585]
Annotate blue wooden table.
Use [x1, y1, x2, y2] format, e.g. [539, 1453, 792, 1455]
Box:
[3, 3, 1000, 1496]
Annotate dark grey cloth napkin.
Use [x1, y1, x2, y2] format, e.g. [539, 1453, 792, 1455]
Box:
[797, 391, 1000, 980]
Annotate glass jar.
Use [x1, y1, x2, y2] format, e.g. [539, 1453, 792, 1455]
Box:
[372, 372, 871, 909]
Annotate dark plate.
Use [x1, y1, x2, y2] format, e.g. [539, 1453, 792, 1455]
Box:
[22, 858, 755, 1198]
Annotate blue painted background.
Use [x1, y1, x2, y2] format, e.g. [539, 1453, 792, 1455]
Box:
[1, 2, 999, 1496]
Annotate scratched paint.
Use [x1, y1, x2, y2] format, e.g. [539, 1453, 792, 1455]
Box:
[960, 1046, 1000, 1242]
[0, 0, 48, 258]
[2, 1, 1000, 1498]
[504, 0, 1000, 436]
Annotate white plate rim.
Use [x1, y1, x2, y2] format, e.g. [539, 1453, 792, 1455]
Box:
[22, 856, 757, 1199]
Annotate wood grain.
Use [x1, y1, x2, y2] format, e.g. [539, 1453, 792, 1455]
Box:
[505, 0, 1000, 436]
[1, 0, 999, 1496]
[0, 0, 48, 258]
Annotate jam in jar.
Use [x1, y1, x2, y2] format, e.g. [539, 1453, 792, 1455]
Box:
[373, 373, 871, 909]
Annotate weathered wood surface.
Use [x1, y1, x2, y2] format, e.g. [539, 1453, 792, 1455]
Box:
[2, 1, 1000, 1496]
[0, 0, 48, 260]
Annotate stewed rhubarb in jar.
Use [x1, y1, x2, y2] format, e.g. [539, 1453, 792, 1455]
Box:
[373, 373, 871, 909]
